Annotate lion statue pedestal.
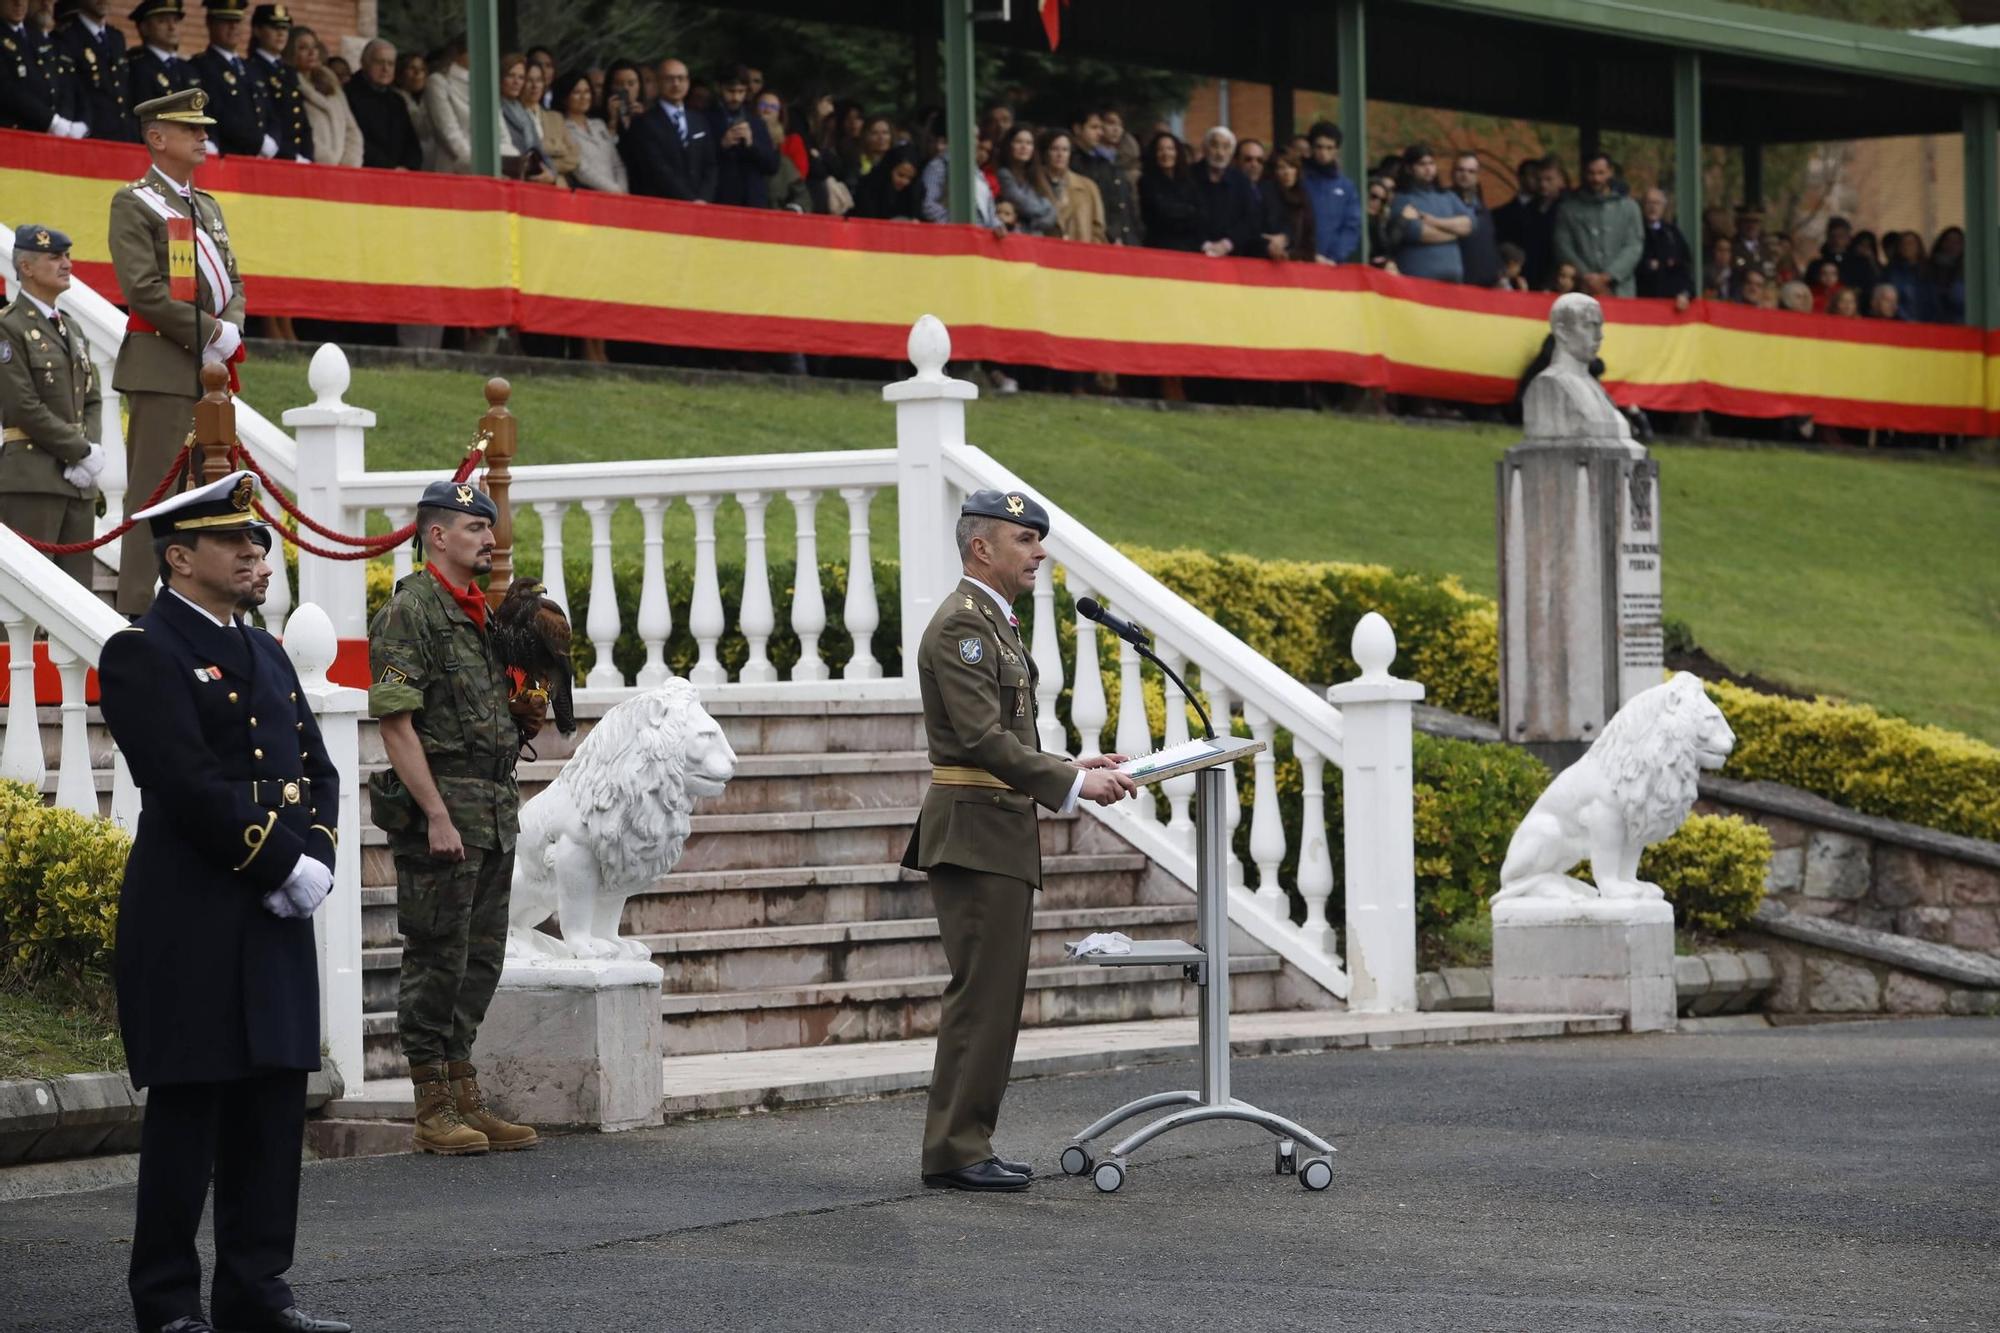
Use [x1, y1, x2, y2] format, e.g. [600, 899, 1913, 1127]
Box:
[1489, 672, 1737, 1033]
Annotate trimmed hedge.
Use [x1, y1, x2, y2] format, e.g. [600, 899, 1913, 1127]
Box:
[1642, 814, 1772, 934]
[0, 781, 129, 985]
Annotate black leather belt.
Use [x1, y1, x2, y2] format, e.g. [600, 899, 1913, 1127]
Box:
[249, 777, 311, 808]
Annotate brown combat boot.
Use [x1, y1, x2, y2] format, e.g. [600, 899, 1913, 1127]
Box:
[447, 1060, 540, 1151]
[410, 1062, 489, 1156]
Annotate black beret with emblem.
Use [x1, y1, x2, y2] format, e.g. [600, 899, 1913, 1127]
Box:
[960, 487, 1050, 539]
[13, 224, 72, 255]
[249, 3, 291, 25]
[130, 0, 186, 19]
[132, 469, 271, 542]
[418, 477, 499, 522]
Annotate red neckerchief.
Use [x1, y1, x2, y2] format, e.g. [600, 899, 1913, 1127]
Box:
[427, 563, 488, 630]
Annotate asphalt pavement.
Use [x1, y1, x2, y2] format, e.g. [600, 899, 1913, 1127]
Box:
[1, 1018, 1995, 1333]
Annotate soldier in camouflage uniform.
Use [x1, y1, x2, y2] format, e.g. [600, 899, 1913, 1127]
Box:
[367, 478, 541, 1156]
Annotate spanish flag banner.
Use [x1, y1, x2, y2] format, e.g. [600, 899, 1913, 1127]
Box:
[2, 128, 1988, 433]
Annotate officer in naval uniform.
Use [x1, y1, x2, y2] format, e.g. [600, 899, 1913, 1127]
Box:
[100, 469, 352, 1333]
[108, 84, 246, 614]
[902, 488, 1135, 1192]
[190, 0, 272, 158]
[0, 0, 87, 135]
[0, 223, 104, 588]
[126, 0, 196, 110]
[54, 0, 139, 141]
[247, 4, 307, 160]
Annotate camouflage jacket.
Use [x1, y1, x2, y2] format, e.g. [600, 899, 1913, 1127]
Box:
[367, 569, 518, 853]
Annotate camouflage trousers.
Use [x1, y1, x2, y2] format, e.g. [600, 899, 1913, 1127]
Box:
[394, 846, 513, 1068]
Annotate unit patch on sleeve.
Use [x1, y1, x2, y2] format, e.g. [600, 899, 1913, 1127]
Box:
[957, 637, 983, 665]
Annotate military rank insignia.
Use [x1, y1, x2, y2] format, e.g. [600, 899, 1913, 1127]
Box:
[379, 666, 408, 686]
[958, 637, 983, 664]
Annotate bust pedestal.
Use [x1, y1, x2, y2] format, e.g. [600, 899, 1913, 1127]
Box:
[474, 958, 664, 1132]
[1491, 895, 1676, 1032]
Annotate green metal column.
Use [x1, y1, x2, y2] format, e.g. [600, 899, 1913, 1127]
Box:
[1673, 51, 1702, 295]
[1337, 0, 1367, 261]
[944, 0, 976, 224]
[468, 0, 500, 177]
[1963, 95, 1999, 331]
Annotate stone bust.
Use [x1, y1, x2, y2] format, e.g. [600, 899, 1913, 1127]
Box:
[1523, 292, 1634, 445]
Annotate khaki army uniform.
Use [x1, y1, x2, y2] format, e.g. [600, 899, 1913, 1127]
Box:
[108, 161, 245, 612]
[0, 294, 101, 586]
[367, 568, 519, 1072]
[904, 577, 1078, 1176]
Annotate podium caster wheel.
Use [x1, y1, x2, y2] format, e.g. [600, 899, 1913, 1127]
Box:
[1300, 1157, 1333, 1192]
[1275, 1140, 1297, 1175]
[1060, 1145, 1092, 1177]
[1093, 1160, 1126, 1193]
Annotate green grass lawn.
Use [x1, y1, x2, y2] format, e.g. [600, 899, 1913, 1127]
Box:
[237, 355, 2000, 743]
[0, 974, 122, 1081]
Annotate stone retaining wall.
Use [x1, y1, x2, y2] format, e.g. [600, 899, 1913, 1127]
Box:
[1747, 901, 2000, 1017]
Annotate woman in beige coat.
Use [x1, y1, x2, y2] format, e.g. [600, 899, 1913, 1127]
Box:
[286, 26, 364, 168]
[1036, 129, 1106, 244]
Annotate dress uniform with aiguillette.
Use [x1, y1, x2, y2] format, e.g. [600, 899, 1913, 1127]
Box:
[126, 0, 196, 107]
[0, 224, 102, 588]
[109, 85, 246, 613]
[904, 489, 1082, 1189]
[54, 0, 138, 141]
[98, 470, 352, 1333]
[248, 4, 308, 160]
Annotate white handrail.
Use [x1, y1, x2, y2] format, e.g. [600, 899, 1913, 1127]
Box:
[333, 451, 897, 510]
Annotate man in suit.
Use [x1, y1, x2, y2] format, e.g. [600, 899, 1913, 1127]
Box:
[108, 85, 246, 614]
[0, 223, 105, 588]
[54, 0, 137, 141]
[246, 4, 307, 160]
[710, 64, 775, 208]
[903, 489, 1135, 1192]
[190, 0, 273, 158]
[102, 469, 352, 1333]
[621, 55, 714, 201]
[127, 0, 195, 110]
[0, 0, 88, 135]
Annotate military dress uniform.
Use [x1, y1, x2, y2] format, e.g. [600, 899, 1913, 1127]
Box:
[109, 87, 246, 613]
[903, 489, 1082, 1188]
[0, 225, 103, 588]
[367, 480, 537, 1155]
[99, 470, 352, 1333]
[249, 5, 308, 160]
[126, 0, 195, 109]
[0, 9, 85, 133]
[54, 5, 137, 141]
[191, 0, 270, 157]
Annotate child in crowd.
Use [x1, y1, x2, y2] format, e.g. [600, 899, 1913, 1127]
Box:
[1496, 243, 1529, 291]
[994, 198, 1021, 233]
[1550, 261, 1580, 294]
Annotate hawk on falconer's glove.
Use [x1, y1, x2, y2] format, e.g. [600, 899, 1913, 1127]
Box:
[492, 579, 576, 742]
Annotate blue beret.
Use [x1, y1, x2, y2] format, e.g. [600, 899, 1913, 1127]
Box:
[419, 478, 498, 521]
[13, 224, 71, 256]
[960, 488, 1049, 538]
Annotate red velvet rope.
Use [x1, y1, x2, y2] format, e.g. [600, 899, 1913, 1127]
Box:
[229, 436, 487, 548]
[8, 449, 192, 555]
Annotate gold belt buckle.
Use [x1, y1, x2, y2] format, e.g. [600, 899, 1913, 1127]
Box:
[282, 781, 301, 806]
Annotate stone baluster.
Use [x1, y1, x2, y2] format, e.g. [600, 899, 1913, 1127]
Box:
[110, 751, 140, 831]
[581, 498, 622, 689]
[387, 507, 414, 583]
[840, 487, 881, 680]
[1294, 741, 1337, 956]
[634, 496, 673, 688]
[786, 489, 828, 682]
[1205, 679, 1246, 890]
[887, 315, 973, 672]
[478, 378, 517, 607]
[736, 490, 776, 684]
[532, 501, 569, 614]
[1113, 637, 1156, 823]
[686, 493, 727, 686]
[87, 343, 126, 540]
[0, 599, 45, 790]
[1030, 563, 1064, 752]
[45, 639, 94, 816]
[1157, 644, 1196, 852]
[1067, 576, 1106, 759]
[282, 345, 374, 648]
[1245, 703, 1288, 920]
[257, 528, 292, 638]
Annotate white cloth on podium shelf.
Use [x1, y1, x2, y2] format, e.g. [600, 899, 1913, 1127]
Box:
[1066, 931, 1134, 958]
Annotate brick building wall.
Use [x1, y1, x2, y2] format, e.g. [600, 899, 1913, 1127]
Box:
[104, 0, 370, 63]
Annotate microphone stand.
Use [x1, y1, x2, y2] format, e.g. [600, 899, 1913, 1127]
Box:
[1126, 635, 1216, 742]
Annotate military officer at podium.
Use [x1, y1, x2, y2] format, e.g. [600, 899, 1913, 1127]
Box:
[191, 0, 275, 158]
[0, 223, 104, 588]
[55, 0, 139, 141]
[108, 84, 246, 614]
[127, 0, 196, 109]
[100, 469, 352, 1333]
[904, 488, 1136, 1192]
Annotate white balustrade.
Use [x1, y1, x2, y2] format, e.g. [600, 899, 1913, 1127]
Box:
[46, 640, 94, 816]
[1244, 703, 1287, 921]
[388, 506, 415, 583]
[1067, 576, 1106, 759]
[1113, 636, 1157, 824]
[841, 487, 881, 680]
[1031, 563, 1063, 751]
[282, 345, 374, 647]
[1206, 680, 1246, 891]
[1158, 644, 1196, 852]
[736, 491, 777, 684]
[257, 529, 292, 638]
[634, 496, 672, 688]
[531, 501, 568, 613]
[686, 494, 726, 687]
[1294, 740, 1337, 956]
[0, 599, 45, 790]
[787, 489, 828, 682]
[581, 498, 621, 689]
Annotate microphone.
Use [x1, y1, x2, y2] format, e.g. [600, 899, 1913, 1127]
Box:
[1075, 597, 1150, 648]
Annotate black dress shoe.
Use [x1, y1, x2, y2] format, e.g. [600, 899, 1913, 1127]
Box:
[994, 1155, 1035, 1178]
[215, 1309, 352, 1333]
[922, 1158, 1030, 1192]
[160, 1319, 215, 1333]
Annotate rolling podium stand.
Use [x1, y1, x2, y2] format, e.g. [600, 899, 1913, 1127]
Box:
[1054, 612, 1340, 1195]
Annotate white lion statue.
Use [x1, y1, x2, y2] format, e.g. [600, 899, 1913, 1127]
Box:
[507, 678, 738, 962]
[1492, 672, 1735, 903]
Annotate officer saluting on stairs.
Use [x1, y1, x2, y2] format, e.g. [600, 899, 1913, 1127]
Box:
[904, 488, 1137, 1193]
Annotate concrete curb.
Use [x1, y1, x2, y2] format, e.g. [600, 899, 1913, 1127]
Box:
[0, 1067, 343, 1168]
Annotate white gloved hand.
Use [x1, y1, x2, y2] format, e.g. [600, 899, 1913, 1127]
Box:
[260, 134, 279, 158]
[63, 463, 93, 490]
[202, 320, 243, 363]
[80, 441, 106, 479]
[49, 114, 77, 138]
[264, 854, 334, 918]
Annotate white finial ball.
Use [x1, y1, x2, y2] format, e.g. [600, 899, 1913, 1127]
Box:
[307, 343, 352, 408]
[1351, 611, 1397, 681]
[908, 315, 951, 381]
[283, 601, 337, 688]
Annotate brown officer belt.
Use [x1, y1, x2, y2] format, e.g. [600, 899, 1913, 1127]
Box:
[1, 428, 29, 444]
[931, 765, 1014, 791]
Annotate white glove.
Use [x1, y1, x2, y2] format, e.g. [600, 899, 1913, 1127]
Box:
[264, 853, 334, 919]
[62, 462, 93, 490]
[49, 114, 77, 138]
[260, 134, 279, 158]
[203, 320, 243, 363]
[79, 441, 106, 479]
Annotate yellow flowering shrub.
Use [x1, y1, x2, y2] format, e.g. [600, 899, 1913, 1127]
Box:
[0, 780, 129, 983]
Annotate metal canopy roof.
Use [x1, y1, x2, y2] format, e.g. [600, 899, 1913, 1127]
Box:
[745, 0, 1999, 144]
